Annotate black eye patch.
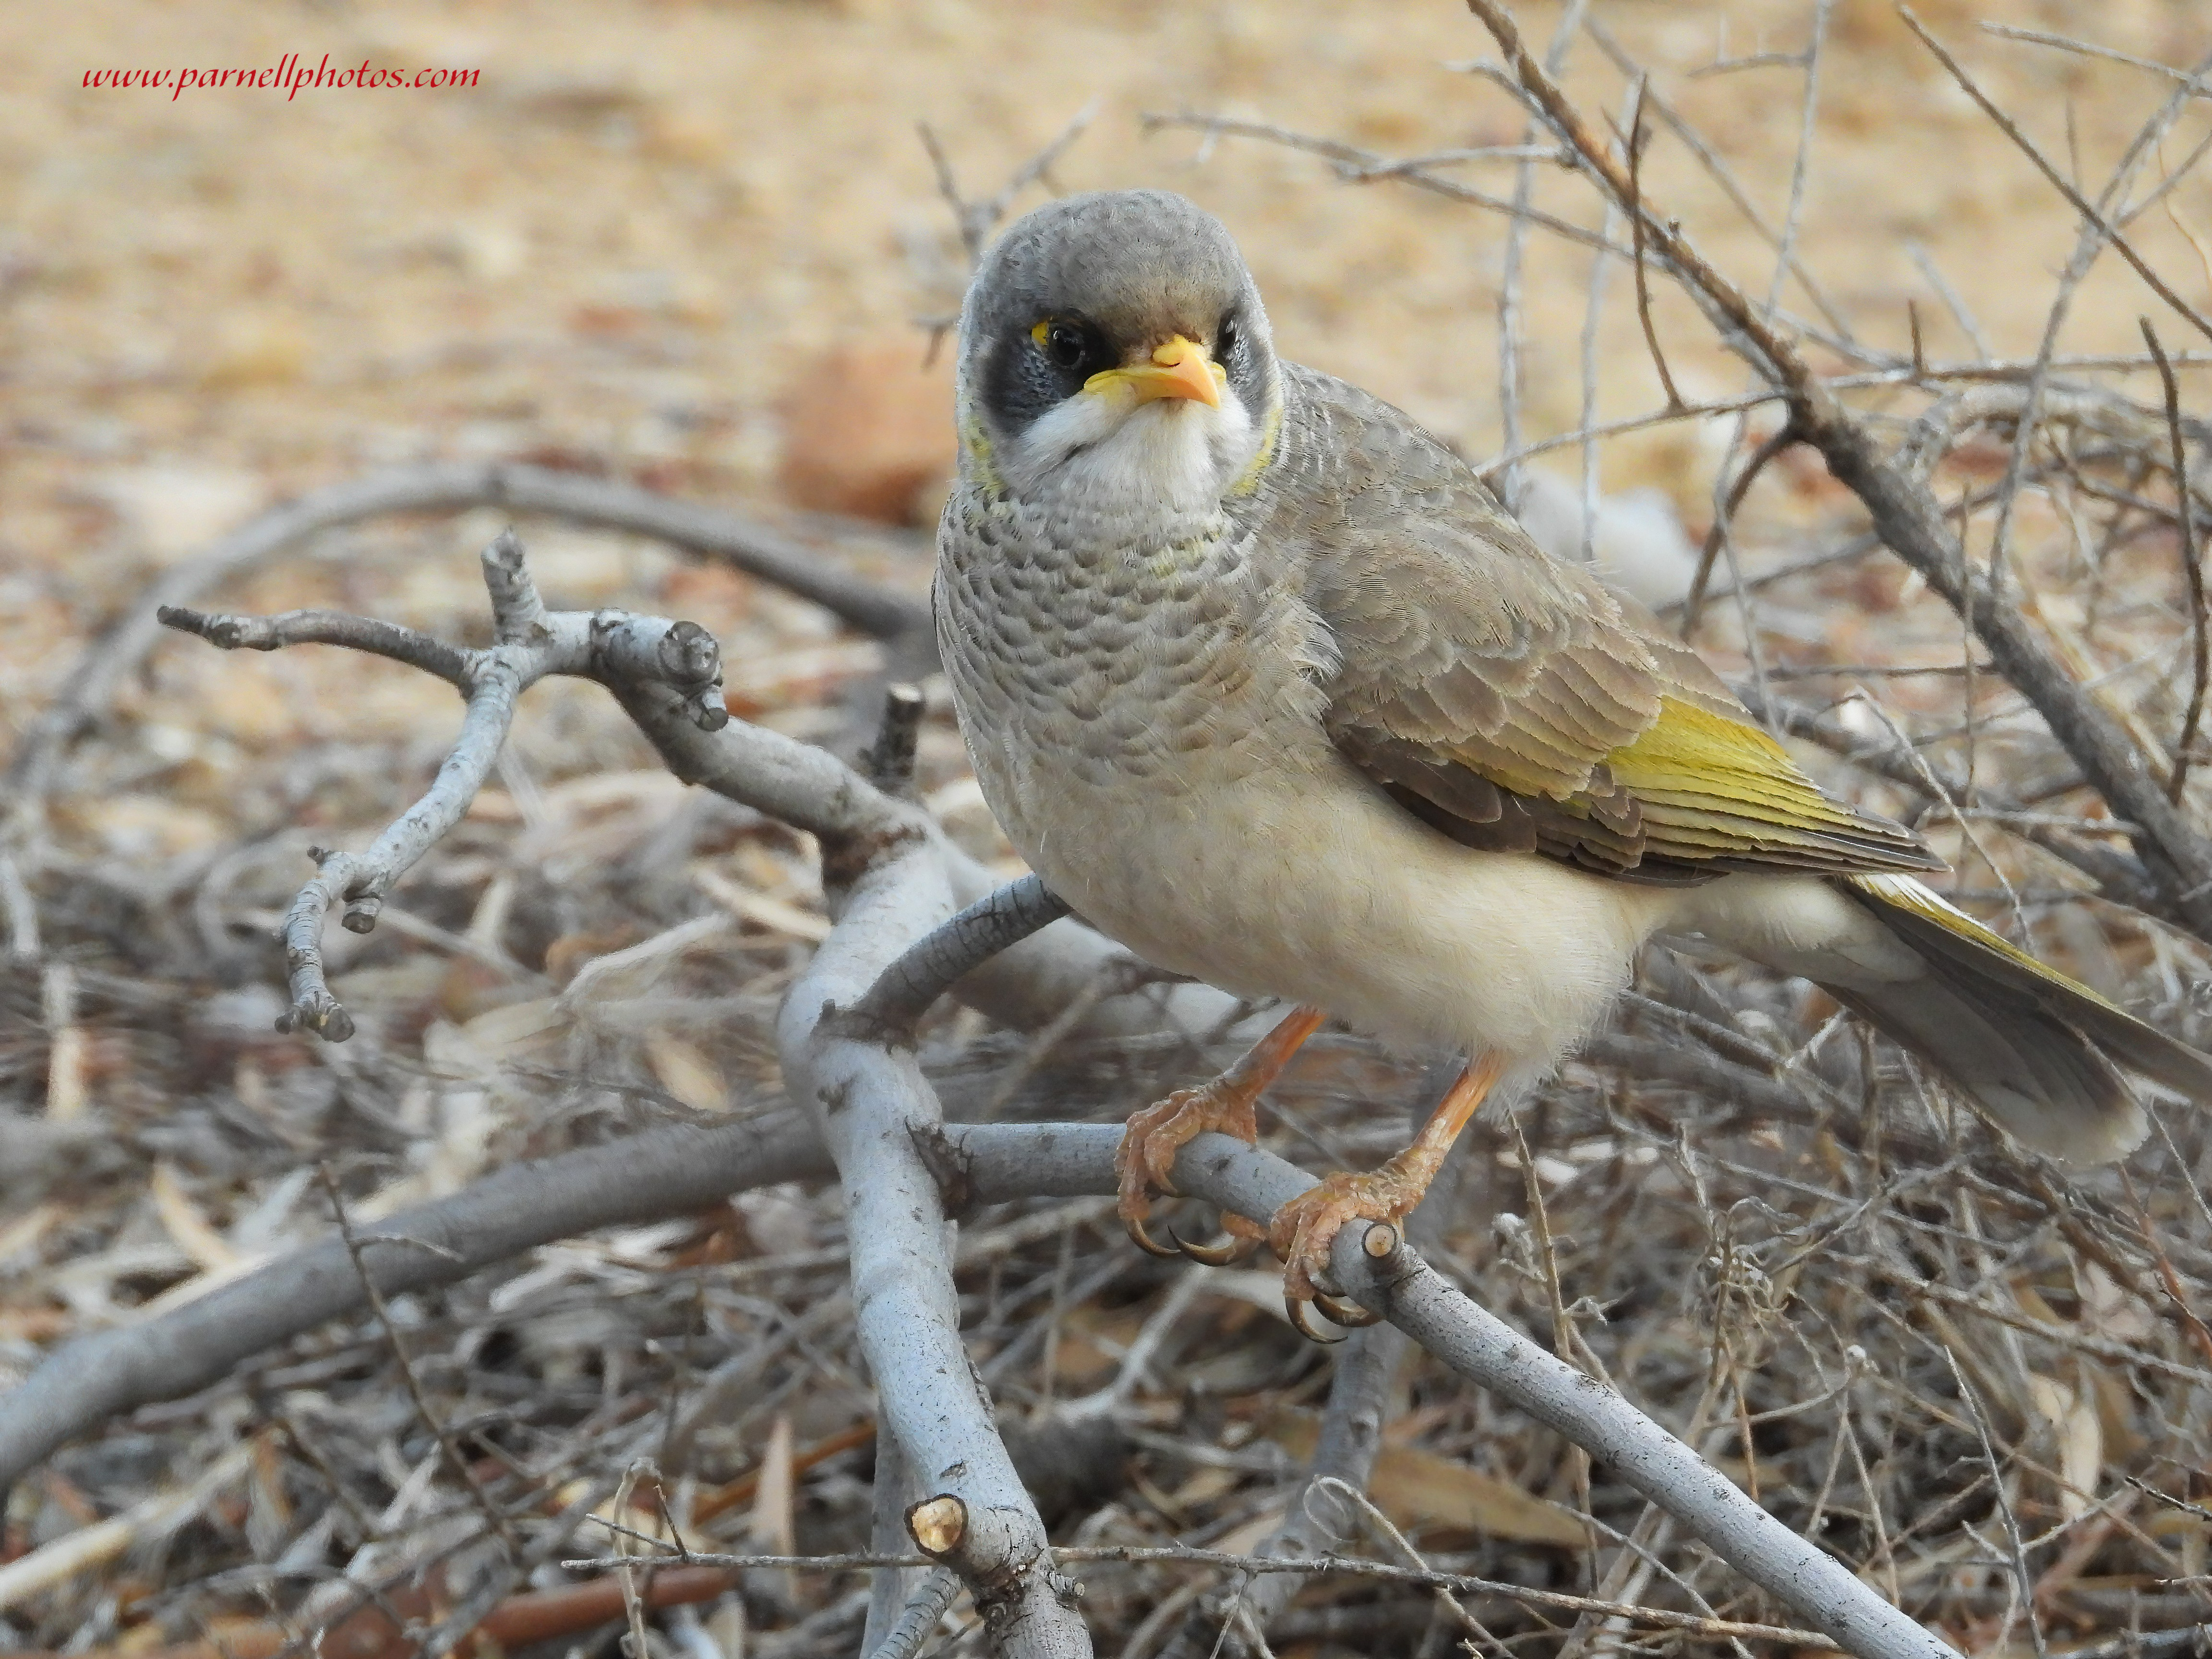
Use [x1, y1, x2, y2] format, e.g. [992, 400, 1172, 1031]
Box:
[980, 315, 1113, 433]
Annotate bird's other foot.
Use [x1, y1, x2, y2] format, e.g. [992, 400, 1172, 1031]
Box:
[1114, 1078, 1263, 1260]
[1266, 1052, 1502, 1340]
[1268, 1168, 1419, 1339]
[1115, 1004, 1328, 1262]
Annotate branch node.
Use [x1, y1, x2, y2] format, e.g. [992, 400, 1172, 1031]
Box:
[861, 683, 927, 798]
[276, 991, 355, 1043]
[592, 610, 728, 732]
[907, 1121, 974, 1216]
[842, 874, 1072, 1036]
[157, 604, 262, 650]
[481, 528, 549, 642]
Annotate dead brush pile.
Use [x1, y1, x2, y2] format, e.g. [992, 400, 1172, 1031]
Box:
[1, 4, 2211, 1656]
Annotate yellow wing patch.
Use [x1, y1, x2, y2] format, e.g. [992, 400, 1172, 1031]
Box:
[1600, 698, 1936, 870]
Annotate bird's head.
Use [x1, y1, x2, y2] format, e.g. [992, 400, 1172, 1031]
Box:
[954, 189, 1280, 516]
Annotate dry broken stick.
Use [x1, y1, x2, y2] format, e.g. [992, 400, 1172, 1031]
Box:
[159, 530, 729, 1040]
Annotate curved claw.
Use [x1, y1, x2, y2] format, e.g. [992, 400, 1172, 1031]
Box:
[1314, 1290, 1382, 1328]
[1178, 1230, 1260, 1267]
[1124, 1213, 1184, 1259]
[1285, 1295, 1346, 1345]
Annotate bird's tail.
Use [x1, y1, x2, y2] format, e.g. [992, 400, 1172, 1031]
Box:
[1684, 872, 2212, 1165]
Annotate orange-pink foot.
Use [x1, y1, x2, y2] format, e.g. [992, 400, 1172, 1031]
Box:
[1114, 1005, 1327, 1263]
[1114, 1079, 1262, 1259]
[1267, 1170, 1412, 1339]
[1265, 1052, 1506, 1342]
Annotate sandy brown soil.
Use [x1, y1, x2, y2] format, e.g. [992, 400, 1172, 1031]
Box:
[2, 0, 2207, 773]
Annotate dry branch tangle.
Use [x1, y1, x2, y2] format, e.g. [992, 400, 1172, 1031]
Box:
[32, 528, 1983, 1657]
[1462, 0, 2212, 938]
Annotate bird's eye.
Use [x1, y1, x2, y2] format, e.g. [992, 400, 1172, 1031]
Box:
[1217, 315, 1240, 360]
[1032, 317, 1091, 373]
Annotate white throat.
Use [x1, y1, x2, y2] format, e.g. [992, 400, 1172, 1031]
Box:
[1000, 389, 1256, 523]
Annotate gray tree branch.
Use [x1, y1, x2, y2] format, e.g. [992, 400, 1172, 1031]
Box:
[781, 841, 1089, 1656]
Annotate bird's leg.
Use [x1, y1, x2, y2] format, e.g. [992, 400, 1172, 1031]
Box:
[1270, 1050, 1505, 1340]
[1117, 1004, 1326, 1261]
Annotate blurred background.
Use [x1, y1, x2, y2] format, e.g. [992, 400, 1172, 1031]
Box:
[7, 0, 2212, 818]
[3, 0, 2208, 734]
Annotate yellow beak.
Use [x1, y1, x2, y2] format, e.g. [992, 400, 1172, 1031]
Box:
[1084, 335, 1225, 409]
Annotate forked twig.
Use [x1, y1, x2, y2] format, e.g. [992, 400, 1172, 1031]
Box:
[1897, 7, 2212, 348]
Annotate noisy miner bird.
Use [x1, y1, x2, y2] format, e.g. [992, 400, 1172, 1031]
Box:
[934, 188, 2212, 1337]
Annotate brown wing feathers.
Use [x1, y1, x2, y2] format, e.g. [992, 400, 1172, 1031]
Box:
[1282, 368, 1939, 885]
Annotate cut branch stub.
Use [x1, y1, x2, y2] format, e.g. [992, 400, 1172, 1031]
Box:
[905, 1495, 967, 1556]
[591, 612, 728, 732]
[906, 1494, 1082, 1637]
[862, 683, 927, 797]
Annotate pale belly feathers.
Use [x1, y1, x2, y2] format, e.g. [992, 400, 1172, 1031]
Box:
[1003, 741, 1678, 1069]
[938, 502, 1682, 1068]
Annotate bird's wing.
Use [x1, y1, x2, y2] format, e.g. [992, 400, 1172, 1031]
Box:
[1274, 368, 1939, 883]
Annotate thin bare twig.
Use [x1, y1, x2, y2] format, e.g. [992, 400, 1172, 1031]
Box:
[1897, 7, 2212, 347]
[569, 1541, 1866, 1652]
[866, 1566, 962, 1659]
[1140, 111, 1629, 262]
[1682, 422, 1797, 632]
[1984, 22, 2212, 89]
[1623, 76, 1683, 416]
[313, 1163, 523, 1561]
[2140, 318, 2209, 801]
[1585, 15, 1855, 341]
[922, 102, 1099, 264]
